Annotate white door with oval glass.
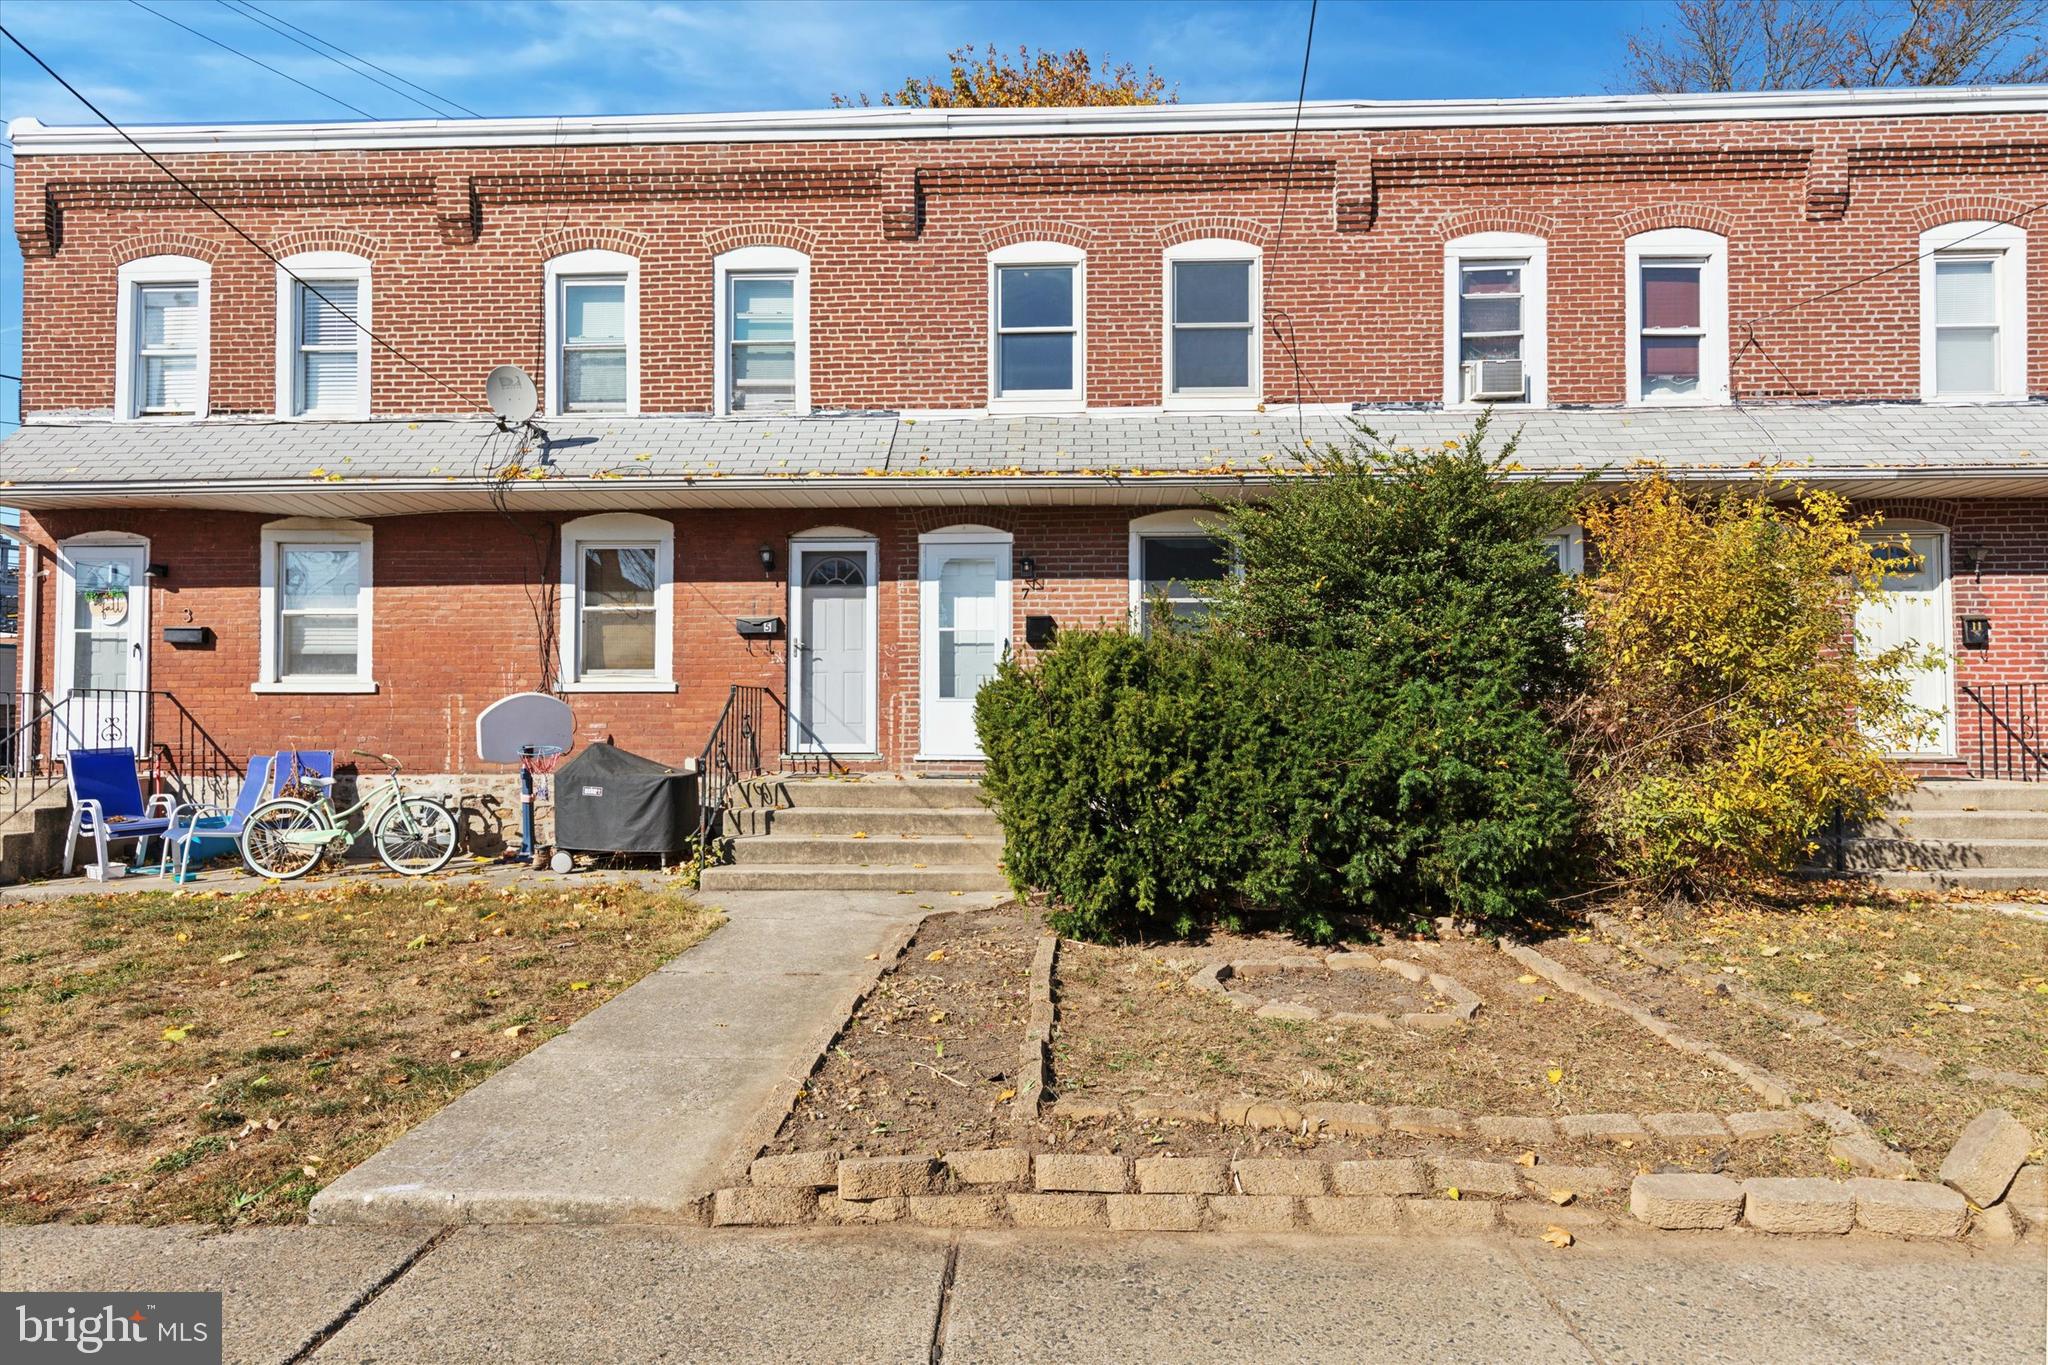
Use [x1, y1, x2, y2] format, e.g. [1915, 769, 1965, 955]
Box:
[54, 540, 151, 755]
[919, 533, 1011, 760]
[790, 542, 875, 753]
[1857, 529, 1953, 756]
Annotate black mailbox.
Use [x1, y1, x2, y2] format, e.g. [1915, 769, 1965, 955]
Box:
[1961, 615, 1991, 650]
[163, 626, 214, 648]
[734, 616, 783, 639]
[1024, 614, 1058, 648]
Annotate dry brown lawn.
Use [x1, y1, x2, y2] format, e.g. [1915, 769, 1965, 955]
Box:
[0, 879, 719, 1226]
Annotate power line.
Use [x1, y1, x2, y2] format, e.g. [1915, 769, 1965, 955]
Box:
[1264, 0, 1318, 448]
[125, 0, 379, 120]
[217, 0, 479, 119]
[0, 24, 487, 415]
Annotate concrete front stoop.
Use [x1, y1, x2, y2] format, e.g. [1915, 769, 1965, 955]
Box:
[0, 786, 74, 886]
[1822, 780, 2048, 893]
[699, 775, 1009, 893]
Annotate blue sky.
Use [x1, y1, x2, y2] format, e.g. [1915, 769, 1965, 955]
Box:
[0, 0, 1673, 431]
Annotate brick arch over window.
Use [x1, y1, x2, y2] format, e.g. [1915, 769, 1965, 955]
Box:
[905, 507, 1020, 535]
[702, 223, 821, 255]
[1907, 197, 2036, 234]
[1614, 203, 1735, 237]
[1155, 217, 1272, 249]
[534, 226, 652, 259]
[265, 227, 382, 260]
[1849, 498, 1960, 530]
[113, 233, 223, 265]
[1434, 208, 1556, 242]
[978, 220, 1094, 253]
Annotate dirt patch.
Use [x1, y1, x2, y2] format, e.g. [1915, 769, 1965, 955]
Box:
[1054, 932, 1756, 1119]
[765, 908, 1038, 1157]
[1228, 962, 1443, 1017]
[0, 879, 720, 1226]
[1540, 921, 2047, 1171]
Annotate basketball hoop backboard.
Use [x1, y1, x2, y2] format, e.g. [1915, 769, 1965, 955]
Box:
[477, 692, 575, 765]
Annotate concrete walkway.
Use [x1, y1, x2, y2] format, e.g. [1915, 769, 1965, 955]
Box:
[311, 889, 999, 1224]
[5, 1224, 2040, 1364]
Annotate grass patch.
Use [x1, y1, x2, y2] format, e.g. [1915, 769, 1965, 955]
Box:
[0, 878, 720, 1226]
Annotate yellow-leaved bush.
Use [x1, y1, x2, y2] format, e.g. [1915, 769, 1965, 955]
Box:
[1572, 473, 1932, 892]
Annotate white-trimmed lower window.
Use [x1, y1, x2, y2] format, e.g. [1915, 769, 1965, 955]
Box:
[1164, 238, 1260, 406]
[1128, 511, 1228, 632]
[275, 251, 372, 418]
[115, 255, 211, 420]
[1545, 527, 1585, 575]
[715, 245, 810, 415]
[256, 518, 375, 693]
[558, 512, 675, 692]
[1443, 233, 1546, 406]
[1625, 228, 1728, 405]
[1920, 220, 2027, 402]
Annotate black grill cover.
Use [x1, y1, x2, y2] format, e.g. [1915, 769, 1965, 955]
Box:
[551, 743, 697, 855]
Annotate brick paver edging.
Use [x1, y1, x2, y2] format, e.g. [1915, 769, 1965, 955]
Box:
[1584, 911, 2047, 1094]
[706, 1148, 2024, 1241]
[1187, 953, 1483, 1029]
[1009, 933, 1058, 1137]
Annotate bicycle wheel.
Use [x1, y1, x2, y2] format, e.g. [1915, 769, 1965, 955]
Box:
[373, 797, 458, 876]
[239, 798, 325, 880]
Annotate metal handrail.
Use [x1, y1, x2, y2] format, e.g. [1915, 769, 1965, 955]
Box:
[1960, 682, 2048, 782]
[2, 689, 244, 818]
[692, 685, 844, 852]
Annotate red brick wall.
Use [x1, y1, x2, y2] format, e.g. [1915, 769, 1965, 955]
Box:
[13, 113, 2045, 416]
[17, 505, 1137, 771]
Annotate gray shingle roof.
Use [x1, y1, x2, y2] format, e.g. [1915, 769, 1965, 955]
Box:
[1, 404, 2042, 500]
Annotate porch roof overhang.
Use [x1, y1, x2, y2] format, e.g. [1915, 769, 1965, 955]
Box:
[2, 404, 2043, 516]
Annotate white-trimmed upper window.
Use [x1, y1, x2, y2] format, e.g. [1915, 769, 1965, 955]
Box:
[544, 250, 639, 416]
[275, 252, 371, 418]
[256, 519, 374, 693]
[1625, 228, 1729, 405]
[558, 512, 675, 692]
[115, 255, 210, 420]
[1443, 233, 1546, 407]
[715, 246, 810, 415]
[1164, 239, 1261, 407]
[989, 241, 1084, 411]
[1128, 510, 1229, 632]
[1920, 220, 2027, 402]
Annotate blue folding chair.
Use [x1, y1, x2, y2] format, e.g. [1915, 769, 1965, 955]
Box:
[162, 754, 274, 883]
[273, 749, 335, 799]
[61, 746, 176, 879]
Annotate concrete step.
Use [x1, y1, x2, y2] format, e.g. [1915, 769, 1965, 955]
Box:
[1821, 867, 2048, 894]
[766, 807, 1003, 837]
[1831, 837, 2048, 871]
[1862, 812, 2048, 840]
[763, 778, 985, 811]
[698, 862, 1013, 893]
[729, 834, 1000, 867]
[1890, 781, 2048, 814]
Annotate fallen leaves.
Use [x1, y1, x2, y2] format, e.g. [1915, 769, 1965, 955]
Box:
[161, 1025, 190, 1042]
[1541, 1225, 1575, 1249]
[215, 950, 247, 965]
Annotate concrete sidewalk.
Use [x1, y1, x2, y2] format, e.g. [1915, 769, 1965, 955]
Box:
[310, 890, 996, 1225]
[5, 1224, 2039, 1364]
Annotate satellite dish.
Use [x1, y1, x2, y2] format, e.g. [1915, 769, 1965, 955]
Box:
[486, 364, 537, 423]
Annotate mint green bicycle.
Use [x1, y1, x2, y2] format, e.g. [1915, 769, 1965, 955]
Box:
[238, 750, 458, 879]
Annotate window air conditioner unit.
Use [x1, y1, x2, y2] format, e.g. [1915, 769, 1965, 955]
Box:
[1465, 359, 1525, 401]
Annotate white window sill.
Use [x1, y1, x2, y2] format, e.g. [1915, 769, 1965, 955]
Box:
[1444, 398, 1545, 411]
[271, 411, 373, 422]
[988, 397, 1085, 415]
[558, 679, 678, 693]
[251, 679, 380, 694]
[912, 752, 988, 763]
[1624, 395, 1730, 409]
[1162, 394, 1262, 413]
[1919, 394, 2028, 406]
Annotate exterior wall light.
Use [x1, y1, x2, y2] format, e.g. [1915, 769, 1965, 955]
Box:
[758, 545, 776, 575]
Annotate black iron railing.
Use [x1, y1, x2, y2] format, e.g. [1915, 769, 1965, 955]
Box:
[1960, 682, 2048, 782]
[692, 685, 844, 851]
[2, 689, 243, 818]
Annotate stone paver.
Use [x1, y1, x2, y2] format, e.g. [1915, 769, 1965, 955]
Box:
[1430, 1158, 1522, 1198]
[1332, 1158, 1430, 1197]
[1643, 1112, 1731, 1141]
[1135, 1156, 1227, 1195]
[1475, 1115, 1557, 1145]
[750, 1150, 838, 1188]
[1209, 1195, 1299, 1231]
[1232, 1158, 1326, 1196]
[1105, 1194, 1203, 1231]
[311, 890, 993, 1224]
[1829, 1133, 1918, 1180]
[839, 1156, 940, 1200]
[2007, 1165, 2047, 1230]
[1006, 1194, 1106, 1229]
[1742, 1178, 1854, 1234]
[1939, 1108, 2033, 1206]
[1524, 1164, 1622, 1196]
[1385, 1105, 1468, 1137]
[1849, 1179, 1968, 1239]
[1304, 1101, 1384, 1137]
[946, 1148, 1031, 1186]
[908, 1195, 1005, 1228]
[1561, 1113, 1652, 1142]
[713, 1186, 816, 1226]
[1726, 1110, 1808, 1142]
[1630, 1173, 1744, 1229]
[1034, 1153, 1128, 1193]
[1304, 1196, 1405, 1234]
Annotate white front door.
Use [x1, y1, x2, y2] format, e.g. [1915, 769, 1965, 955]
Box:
[1858, 529, 1953, 756]
[791, 543, 874, 752]
[54, 541, 151, 755]
[919, 536, 1011, 759]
